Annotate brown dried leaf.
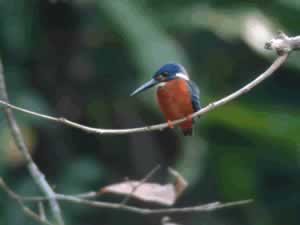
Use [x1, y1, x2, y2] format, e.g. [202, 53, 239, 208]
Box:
[100, 168, 188, 206]
[101, 181, 177, 206]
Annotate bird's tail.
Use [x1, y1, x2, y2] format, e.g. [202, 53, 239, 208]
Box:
[179, 118, 194, 136]
[182, 128, 193, 136]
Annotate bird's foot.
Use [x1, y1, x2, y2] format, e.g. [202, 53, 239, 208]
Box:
[167, 120, 174, 129]
[186, 114, 193, 123]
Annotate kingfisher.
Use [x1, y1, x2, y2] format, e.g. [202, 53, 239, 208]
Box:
[131, 63, 200, 136]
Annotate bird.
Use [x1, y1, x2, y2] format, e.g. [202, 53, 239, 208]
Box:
[131, 63, 200, 136]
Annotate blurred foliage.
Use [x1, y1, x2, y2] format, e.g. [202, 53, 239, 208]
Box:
[0, 0, 300, 225]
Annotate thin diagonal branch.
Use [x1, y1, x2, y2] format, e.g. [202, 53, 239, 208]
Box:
[0, 53, 288, 135]
[0, 60, 64, 225]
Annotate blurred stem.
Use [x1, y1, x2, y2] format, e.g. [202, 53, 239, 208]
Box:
[0, 59, 64, 225]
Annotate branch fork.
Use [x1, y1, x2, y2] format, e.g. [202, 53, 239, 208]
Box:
[265, 32, 300, 55]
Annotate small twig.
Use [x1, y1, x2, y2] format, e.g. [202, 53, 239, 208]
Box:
[0, 178, 99, 201]
[0, 59, 64, 225]
[120, 165, 161, 206]
[38, 202, 47, 222]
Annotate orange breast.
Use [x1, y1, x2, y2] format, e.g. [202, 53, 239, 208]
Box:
[156, 79, 194, 129]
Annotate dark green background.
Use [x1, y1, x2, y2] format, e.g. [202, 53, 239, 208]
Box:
[0, 1, 300, 225]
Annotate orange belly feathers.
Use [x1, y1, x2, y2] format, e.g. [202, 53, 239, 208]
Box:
[156, 79, 194, 134]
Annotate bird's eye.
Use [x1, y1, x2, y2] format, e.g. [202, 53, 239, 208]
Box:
[156, 75, 164, 81]
[156, 72, 168, 81]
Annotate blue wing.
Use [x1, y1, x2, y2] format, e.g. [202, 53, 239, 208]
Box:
[187, 80, 200, 112]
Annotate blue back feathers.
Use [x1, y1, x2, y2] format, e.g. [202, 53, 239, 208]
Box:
[187, 81, 201, 112]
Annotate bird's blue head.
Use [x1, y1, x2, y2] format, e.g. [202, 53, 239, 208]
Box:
[130, 63, 189, 96]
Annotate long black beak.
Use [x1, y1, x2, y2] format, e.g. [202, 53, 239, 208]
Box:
[130, 79, 158, 96]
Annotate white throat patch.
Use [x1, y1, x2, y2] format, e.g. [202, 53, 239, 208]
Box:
[157, 81, 167, 87]
[175, 72, 189, 80]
